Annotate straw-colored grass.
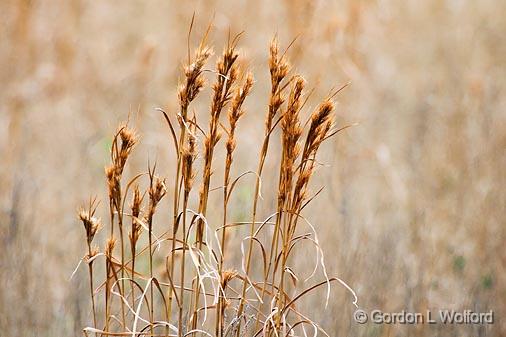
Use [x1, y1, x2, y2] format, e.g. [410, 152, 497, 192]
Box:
[77, 24, 356, 337]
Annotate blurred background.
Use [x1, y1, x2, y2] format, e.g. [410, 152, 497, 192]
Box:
[0, 0, 505, 336]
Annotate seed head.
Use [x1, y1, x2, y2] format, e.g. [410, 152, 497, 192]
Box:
[78, 208, 101, 245]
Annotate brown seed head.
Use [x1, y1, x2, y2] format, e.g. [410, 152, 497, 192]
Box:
[226, 72, 254, 160]
[267, 38, 290, 130]
[78, 209, 101, 245]
[269, 38, 290, 87]
[147, 176, 167, 221]
[221, 269, 238, 289]
[228, 72, 254, 132]
[105, 237, 116, 258]
[179, 46, 213, 113]
[105, 164, 120, 207]
[182, 132, 197, 193]
[129, 185, 143, 246]
[150, 177, 167, 206]
[282, 76, 304, 142]
[304, 99, 335, 158]
[113, 125, 138, 175]
[131, 185, 142, 219]
[84, 245, 99, 263]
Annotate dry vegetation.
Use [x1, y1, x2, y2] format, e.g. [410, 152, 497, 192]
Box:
[0, 1, 505, 337]
[76, 29, 357, 337]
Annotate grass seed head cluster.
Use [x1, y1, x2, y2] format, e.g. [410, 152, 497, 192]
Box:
[78, 27, 350, 337]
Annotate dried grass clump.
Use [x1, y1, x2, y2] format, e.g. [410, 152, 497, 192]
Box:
[77, 25, 356, 337]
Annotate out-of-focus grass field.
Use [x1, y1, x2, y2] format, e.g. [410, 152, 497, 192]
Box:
[0, 1, 504, 336]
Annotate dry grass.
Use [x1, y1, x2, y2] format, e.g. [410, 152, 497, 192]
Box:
[1, 1, 505, 337]
[77, 29, 354, 337]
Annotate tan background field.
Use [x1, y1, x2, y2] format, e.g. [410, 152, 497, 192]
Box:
[1, 0, 505, 336]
